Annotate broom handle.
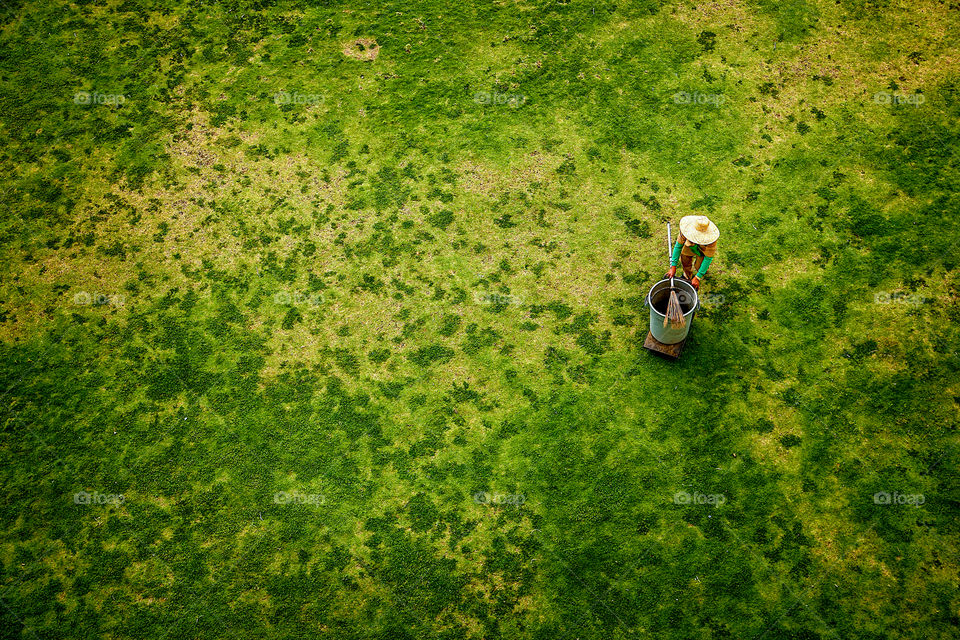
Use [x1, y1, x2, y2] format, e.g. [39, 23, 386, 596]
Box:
[666, 223, 674, 287]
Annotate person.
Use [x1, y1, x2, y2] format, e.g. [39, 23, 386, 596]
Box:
[665, 215, 719, 290]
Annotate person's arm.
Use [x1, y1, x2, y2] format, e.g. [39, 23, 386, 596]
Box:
[670, 239, 683, 266]
[695, 256, 713, 279]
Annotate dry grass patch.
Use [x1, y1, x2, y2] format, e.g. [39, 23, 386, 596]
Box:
[343, 38, 380, 61]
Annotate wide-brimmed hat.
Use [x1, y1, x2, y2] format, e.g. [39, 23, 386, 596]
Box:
[679, 215, 719, 244]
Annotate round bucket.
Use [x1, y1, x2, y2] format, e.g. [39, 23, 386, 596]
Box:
[647, 278, 698, 344]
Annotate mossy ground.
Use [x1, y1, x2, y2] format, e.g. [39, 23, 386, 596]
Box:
[1, 0, 958, 638]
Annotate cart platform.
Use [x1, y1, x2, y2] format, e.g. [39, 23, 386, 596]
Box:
[643, 331, 686, 360]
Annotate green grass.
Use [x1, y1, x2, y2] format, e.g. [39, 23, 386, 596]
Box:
[1, 0, 958, 638]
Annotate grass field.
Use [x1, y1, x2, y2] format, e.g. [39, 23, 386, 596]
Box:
[1, 0, 959, 637]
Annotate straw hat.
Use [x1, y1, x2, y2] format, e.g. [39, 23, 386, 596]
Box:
[679, 215, 719, 244]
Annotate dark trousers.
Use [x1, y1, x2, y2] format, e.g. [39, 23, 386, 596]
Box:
[680, 253, 704, 279]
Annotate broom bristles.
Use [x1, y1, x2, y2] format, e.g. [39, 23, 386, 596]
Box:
[665, 289, 686, 329]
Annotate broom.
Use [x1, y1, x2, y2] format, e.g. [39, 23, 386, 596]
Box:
[664, 223, 686, 329]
